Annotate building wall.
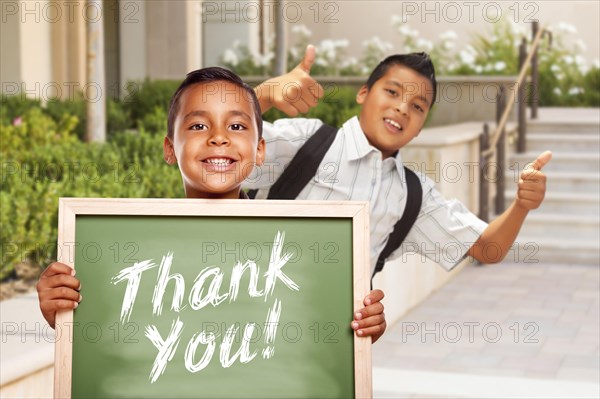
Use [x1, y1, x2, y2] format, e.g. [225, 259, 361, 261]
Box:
[286, 1, 600, 66]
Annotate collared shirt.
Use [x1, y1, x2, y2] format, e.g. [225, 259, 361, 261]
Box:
[243, 116, 488, 273]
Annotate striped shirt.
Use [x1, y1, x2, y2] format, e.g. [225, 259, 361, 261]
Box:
[243, 116, 488, 273]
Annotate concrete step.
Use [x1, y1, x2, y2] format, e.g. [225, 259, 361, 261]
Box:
[518, 213, 600, 239]
[509, 236, 599, 265]
[504, 171, 600, 195]
[509, 152, 599, 173]
[527, 117, 600, 134]
[526, 133, 600, 153]
[504, 190, 600, 217]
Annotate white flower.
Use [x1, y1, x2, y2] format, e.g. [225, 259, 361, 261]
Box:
[551, 65, 561, 73]
[291, 24, 312, 37]
[563, 55, 574, 65]
[494, 61, 506, 71]
[557, 22, 577, 34]
[459, 50, 476, 65]
[260, 52, 274, 66]
[335, 39, 349, 48]
[444, 41, 455, 50]
[509, 21, 527, 36]
[439, 30, 458, 41]
[391, 14, 404, 25]
[575, 55, 586, 66]
[364, 36, 393, 52]
[474, 65, 483, 73]
[556, 73, 564, 81]
[251, 52, 262, 66]
[315, 58, 328, 67]
[568, 87, 584, 95]
[342, 57, 358, 68]
[416, 38, 433, 51]
[222, 49, 238, 66]
[575, 39, 587, 52]
[553, 87, 562, 95]
[398, 24, 418, 38]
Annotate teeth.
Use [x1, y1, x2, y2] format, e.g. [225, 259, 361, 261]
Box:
[205, 158, 232, 165]
[385, 118, 402, 130]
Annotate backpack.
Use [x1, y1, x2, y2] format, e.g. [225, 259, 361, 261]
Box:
[248, 124, 423, 285]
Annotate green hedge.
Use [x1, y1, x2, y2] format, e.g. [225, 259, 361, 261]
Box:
[0, 108, 182, 280]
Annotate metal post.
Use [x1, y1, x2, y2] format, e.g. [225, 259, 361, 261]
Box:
[531, 21, 539, 119]
[495, 86, 506, 214]
[479, 124, 490, 222]
[517, 38, 527, 153]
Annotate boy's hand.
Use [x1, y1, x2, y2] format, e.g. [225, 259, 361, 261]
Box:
[255, 44, 324, 116]
[351, 289, 386, 343]
[516, 150, 552, 210]
[36, 262, 82, 329]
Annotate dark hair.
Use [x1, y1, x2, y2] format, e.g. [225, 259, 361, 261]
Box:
[167, 67, 263, 139]
[365, 52, 437, 106]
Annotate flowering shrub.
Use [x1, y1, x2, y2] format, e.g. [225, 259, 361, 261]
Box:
[0, 108, 182, 280]
[219, 18, 599, 107]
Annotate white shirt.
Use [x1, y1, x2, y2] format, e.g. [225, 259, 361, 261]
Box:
[243, 116, 488, 273]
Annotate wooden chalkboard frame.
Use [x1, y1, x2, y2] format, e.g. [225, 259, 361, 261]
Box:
[54, 198, 371, 398]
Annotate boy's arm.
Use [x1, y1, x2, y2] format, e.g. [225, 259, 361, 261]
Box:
[254, 45, 324, 116]
[468, 151, 552, 263]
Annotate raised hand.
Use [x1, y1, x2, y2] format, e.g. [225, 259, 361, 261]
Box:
[516, 150, 552, 210]
[255, 44, 324, 116]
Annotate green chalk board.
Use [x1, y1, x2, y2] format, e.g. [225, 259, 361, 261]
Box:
[54, 198, 371, 398]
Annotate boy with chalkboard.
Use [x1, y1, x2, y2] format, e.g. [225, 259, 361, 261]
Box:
[37, 67, 387, 342]
[247, 46, 551, 280]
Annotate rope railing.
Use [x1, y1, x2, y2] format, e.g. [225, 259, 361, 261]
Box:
[482, 22, 550, 159]
[478, 21, 552, 221]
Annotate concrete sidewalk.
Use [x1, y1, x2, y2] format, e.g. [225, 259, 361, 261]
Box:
[372, 261, 600, 398]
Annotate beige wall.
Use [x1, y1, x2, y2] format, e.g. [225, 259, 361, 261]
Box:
[287, 1, 600, 66]
[3, 1, 598, 98]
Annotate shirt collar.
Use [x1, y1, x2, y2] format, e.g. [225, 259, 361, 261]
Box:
[342, 116, 375, 161]
[342, 116, 405, 172]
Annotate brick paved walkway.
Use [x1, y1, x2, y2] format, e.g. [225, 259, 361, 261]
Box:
[372, 261, 600, 398]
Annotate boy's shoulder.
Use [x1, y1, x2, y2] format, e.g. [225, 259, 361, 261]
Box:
[263, 117, 325, 140]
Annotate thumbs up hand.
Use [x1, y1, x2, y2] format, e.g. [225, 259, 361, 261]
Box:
[516, 150, 552, 210]
[255, 45, 324, 116]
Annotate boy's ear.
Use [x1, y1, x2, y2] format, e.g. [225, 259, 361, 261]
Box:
[255, 138, 266, 166]
[356, 85, 368, 105]
[163, 136, 177, 165]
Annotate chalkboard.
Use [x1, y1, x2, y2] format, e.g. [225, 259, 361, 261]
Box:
[54, 198, 371, 398]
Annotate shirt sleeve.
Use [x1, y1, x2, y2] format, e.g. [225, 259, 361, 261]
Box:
[389, 174, 489, 271]
[243, 118, 324, 191]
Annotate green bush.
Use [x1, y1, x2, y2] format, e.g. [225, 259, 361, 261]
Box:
[0, 95, 42, 126]
[123, 79, 179, 130]
[0, 108, 182, 280]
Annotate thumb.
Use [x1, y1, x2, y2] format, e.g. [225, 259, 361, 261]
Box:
[297, 44, 316, 73]
[525, 150, 553, 171]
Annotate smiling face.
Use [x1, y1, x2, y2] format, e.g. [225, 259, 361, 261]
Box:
[356, 64, 434, 158]
[163, 81, 265, 199]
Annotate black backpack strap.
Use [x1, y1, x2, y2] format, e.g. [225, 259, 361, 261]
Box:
[371, 167, 423, 287]
[263, 123, 338, 199]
